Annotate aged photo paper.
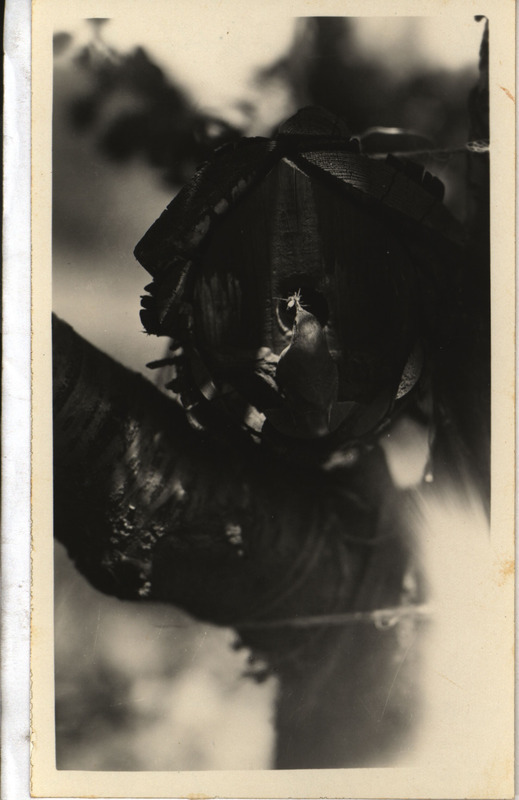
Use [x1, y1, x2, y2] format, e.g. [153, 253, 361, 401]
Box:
[26, 0, 515, 797]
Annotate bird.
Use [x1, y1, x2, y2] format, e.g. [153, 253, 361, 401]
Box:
[270, 291, 339, 438]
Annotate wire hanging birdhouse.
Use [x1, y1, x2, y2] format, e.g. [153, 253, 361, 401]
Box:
[135, 107, 464, 463]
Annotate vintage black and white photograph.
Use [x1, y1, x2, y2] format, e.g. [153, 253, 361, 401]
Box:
[26, 1, 515, 797]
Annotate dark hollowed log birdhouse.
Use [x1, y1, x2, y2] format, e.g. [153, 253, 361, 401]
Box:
[135, 107, 463, 462]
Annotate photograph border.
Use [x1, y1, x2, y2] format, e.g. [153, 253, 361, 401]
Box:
[20, 0, 517, 797]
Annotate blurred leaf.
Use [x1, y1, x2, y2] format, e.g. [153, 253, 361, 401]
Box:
[53, 31, 73, 56]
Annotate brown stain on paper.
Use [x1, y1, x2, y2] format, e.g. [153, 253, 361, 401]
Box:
[498, 557, 514, 586]
[500, 85, 515, 103]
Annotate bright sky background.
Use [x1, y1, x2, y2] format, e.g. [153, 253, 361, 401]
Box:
[63, 15, 483, 130]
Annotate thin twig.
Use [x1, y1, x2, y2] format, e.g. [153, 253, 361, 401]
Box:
[234, 603, 434, 630]
[366, 141, 489, 159]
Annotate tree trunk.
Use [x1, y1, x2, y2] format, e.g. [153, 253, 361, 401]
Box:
[53, 313, 430, 767]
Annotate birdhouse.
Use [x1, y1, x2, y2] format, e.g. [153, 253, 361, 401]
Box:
[135, 107, 464, 460]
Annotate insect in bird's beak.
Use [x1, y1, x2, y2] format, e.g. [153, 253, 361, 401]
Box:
[286, 289, 304, 311]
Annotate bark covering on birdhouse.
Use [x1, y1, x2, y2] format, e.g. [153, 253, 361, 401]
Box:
[135, 107, 462, 460]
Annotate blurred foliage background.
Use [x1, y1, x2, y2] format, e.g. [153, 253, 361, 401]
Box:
[53, 14, 483, 770]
